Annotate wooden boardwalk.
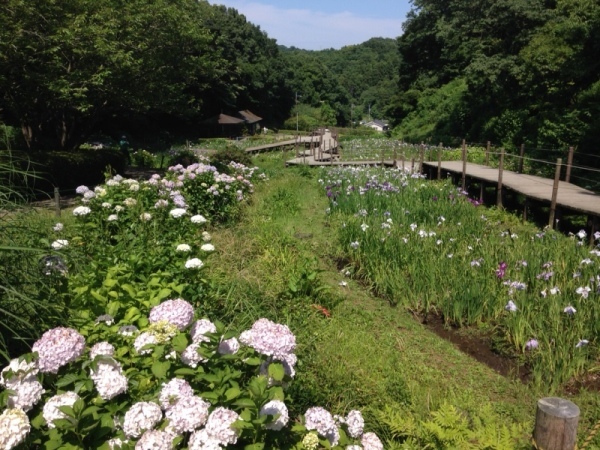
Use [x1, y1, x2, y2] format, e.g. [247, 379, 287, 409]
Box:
[246, 133, 338, 154]
[422, 161, 600, 217]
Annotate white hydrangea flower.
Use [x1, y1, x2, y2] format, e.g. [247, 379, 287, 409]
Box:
[201, 232, 212, 242]
[106, 437, 129, 449]
[123, 402, 163, 438]
[0, 408, 30, 449]
[361, 432, 383, 450]
[259, 400, 289, 431]
[123, 198, 137, 207]
[32, 327, 86, 373]
[95, 314, 114, 326]
[118, 325, 139, 336]
[169, 208, 187, 218]
[73, 206, 92, 216]
[107, 214, 119, 222]
[165, 396, 210, 433]
[185, 258, 204, 269]
[218, 338, 240, 355]
[304, 406, 340, 447]
[102, 202, 112, 208]
[53, 223, 64, 232]
[190, 319, 217, 343]
[302, 431, 320, 450]
[90, 342, 115, 359]
[134, 332, 158, 355]
[114, 205, 124, 212]
[159, 378, 194, 410]
[43, 392, 80, 428]
[181, 343, 207, 368]
[239, 318, 296, 358]
[176, 244, 191, 252]
[201, 244, 215, 252]
[345, 410, 364, 438]
[51, 239, 69, 249]
[346, 446, 362, 450]
[6, 379, 44, 412]
[90, 358, 128, 400]
[135, 429, 172, 450]
[191, 214, 207, 224]
[188, 428, 222, 450]
[140, 213, 152, 221]
[1, 358, 39, 387]
[149, 299, 194, 331]
[203, 407, 240, 446]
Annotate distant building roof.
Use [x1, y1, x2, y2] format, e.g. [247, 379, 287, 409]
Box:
[238, 110, 262, 124]
[202, 114, 245, 125]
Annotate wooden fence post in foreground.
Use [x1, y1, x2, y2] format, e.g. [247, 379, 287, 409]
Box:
[485, 141, 490, 166]
[518, 143, 525, 174]
[54, 187, 61, 217]
[437, 143, 442, 180]
[549, 158, 562, 228]
[497, 148, 505, 208]
[419, 143, 425, 174]
[565, 146, 574, 183]
[461, 139, 467, 191]
[533, 397, 579, 450]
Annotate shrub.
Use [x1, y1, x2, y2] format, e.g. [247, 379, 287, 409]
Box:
[209, 148, 253, 174]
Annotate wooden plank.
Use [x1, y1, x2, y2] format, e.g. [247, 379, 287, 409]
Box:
[422, 161, 600, 216]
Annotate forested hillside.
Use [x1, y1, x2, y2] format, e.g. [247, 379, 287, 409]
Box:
[1, 0, 598, 155]
[392, 0, 600, 151]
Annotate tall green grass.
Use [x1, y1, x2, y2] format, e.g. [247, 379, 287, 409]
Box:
[320, 165, 599, 389]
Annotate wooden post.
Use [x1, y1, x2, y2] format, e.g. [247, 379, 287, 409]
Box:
[437, 144, 442, 180]
[523, 198, 529, 222]
[419, 144, 425, 174]
[518, 143, 525, 173]
[393, 146, 398, 167]
[295, 135, 299, 158]
[411, 157, 415, 172]
[565, 146, 574, 183]
[549, 158, 562, 228]
[485, 141, 490, 166]
[590, 215, 599, 247]
[461, 139, 467, 191]
[497, 148, 505, 208]
[533, 397, 579, 450]
[479, 182, 485, 203]
[330, 139, 333, 166]
[381, 145, 385, 165]
[54, 187, 61, 217]
[401, 154, 405, 172]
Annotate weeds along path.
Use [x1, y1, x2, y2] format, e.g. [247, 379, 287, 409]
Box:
[206, 154, 542, 439]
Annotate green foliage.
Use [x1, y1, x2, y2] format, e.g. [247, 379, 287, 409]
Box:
[210, 147, 253, 174]
[0, 150, 69, 361]
[322, 165, 600, 388]
[375, 403, 531, 449]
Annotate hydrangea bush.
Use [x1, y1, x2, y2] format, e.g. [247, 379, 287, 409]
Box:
[1, 162, 383, 449]
[0, 302, 381, 449]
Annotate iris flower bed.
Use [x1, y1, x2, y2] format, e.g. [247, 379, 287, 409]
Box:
[320, 165, 600, 388]
[0, 161, 382, 449]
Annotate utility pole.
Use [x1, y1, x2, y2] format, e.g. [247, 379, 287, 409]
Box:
[295, 92, 300, 133]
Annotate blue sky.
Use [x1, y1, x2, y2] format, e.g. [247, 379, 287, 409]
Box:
[208, 0, 413, 50]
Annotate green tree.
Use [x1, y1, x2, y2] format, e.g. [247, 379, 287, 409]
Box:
[0, 0, 220, 150]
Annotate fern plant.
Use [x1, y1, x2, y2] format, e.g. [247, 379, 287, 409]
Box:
[373, 402, 532, 449]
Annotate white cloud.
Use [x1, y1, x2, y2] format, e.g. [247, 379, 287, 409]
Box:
[209, 1, 403, 50]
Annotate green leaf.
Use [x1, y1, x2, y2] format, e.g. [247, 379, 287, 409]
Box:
[151, 360, 171, 379]
[225, 387, 241, 401]
[244, 443, 265, 449]
[233, 398, 256, 408]
[171, 333, 188, 353]
[268, 362, 285, 382]
[268, 386, 285, 401]
[174, 368, 198, 376]
[58, 405, 76, 419]
[244, 357, 262, 366]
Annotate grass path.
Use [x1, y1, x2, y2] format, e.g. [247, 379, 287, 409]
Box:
[205, 153, 599, 447]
